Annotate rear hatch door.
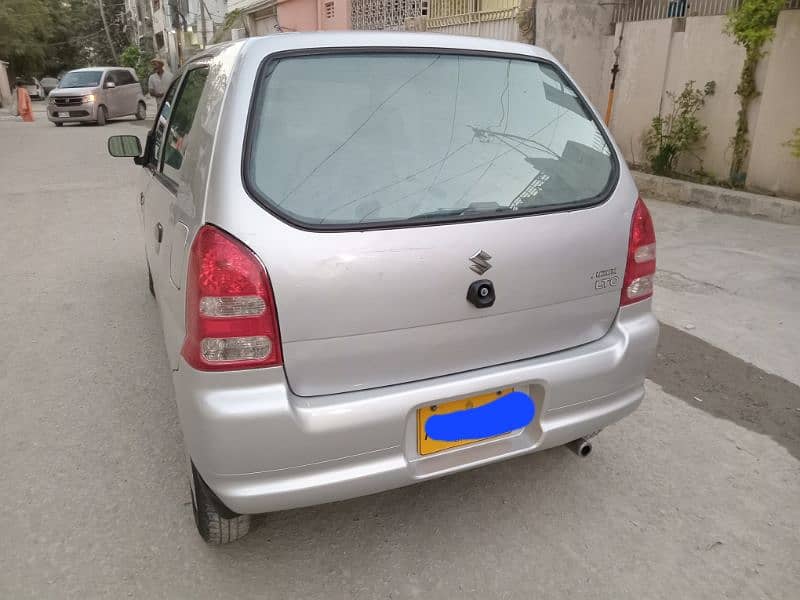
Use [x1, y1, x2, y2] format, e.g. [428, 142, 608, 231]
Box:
[242, 49, 630, 396]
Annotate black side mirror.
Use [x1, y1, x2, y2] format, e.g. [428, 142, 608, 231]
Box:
[108, 135, 142, 162]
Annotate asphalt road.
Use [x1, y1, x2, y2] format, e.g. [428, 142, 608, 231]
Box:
[1, 110, 798, 599]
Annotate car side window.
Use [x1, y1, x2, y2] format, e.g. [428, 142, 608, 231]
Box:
[116, 70, 134, 85]
[149, 77, 182, 169]
[161, 67, 209, 184]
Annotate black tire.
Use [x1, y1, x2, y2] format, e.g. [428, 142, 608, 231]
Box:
[96, 105, 107, 126]
[191, 466, 251, 545]
[135, 101, 146, 121]
[54, 122, 63, 127]
[147, 264, 155, 297]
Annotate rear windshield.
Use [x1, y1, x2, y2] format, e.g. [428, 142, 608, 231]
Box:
[59, 70, 103, 88]
[246, 52, 615, 228]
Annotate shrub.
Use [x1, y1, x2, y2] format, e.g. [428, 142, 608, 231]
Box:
[787, 128, 800, 159]
[643, 81, 715, 175]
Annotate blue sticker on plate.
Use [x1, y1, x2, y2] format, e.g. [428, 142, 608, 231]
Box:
[424, 391, 535, 442]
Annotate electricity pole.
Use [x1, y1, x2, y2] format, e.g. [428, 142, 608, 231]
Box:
[200, 0, 207, 48]
[97, 0, 118, 64]
[170, 1, 184, 66]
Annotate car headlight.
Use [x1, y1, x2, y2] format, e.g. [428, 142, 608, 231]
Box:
[48, 97, 55, 105]
[81, 94, 95, 104]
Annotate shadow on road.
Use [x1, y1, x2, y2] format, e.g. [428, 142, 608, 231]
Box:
[651, 323, 800, 459]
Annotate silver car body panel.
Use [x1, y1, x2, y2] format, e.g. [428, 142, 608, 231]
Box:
[136, 32, 659, 514]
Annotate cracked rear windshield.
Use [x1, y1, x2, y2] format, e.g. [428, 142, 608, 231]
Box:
[247, 52, 615, 227]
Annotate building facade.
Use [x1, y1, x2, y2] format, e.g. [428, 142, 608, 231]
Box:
[227, 0, 518, 38]
[349, 0, 523, 40]
[124, 0, 155, 51]
[126, 0, 228, 70]
[227, 0, 351, 36]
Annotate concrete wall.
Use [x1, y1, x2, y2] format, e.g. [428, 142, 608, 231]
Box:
[661, 16, 745, 178]
[251, 9, 279, 35]
[232, 0, 332, 34]
[227, 0, 274, 12]
[0, 61, 11, 109]
[746, 10, 800, 197]
[319, 0, 351, 30]
[428, 18, 521, 42]
[277, 0, 319, 31]
[602, 18, 674, 164]
[596, 12, 800, 196]
[534, 0, 614, 111]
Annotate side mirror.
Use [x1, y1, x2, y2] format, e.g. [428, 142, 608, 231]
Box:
[108, 135, 142, 160]
[106, 81, 116, 89]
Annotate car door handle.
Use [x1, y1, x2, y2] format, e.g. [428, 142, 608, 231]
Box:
[139, 192, 145, 206]
[155, 222, 163, 244]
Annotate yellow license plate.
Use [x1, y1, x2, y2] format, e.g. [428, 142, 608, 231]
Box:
[417, 388, 514, 456]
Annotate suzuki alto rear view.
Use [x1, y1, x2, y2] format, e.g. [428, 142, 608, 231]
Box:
[107, 32, 659, 544]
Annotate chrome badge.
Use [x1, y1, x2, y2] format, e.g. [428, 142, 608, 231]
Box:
[469, 250, 492, 275]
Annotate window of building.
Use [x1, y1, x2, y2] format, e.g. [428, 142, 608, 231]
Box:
[155, 32, 165, 49]
[324, 1, 335, 19]
[153, 0, 161, 10]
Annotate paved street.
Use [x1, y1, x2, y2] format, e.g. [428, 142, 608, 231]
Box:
[1, 111, 798, 599]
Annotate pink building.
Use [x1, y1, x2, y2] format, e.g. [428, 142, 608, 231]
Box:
[227, 0, 351, 35]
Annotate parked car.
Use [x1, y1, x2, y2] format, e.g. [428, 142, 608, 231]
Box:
[40, 77, 59, 97]
[20, 77, 45, 99]
[107, 33, 659, 544]
[48, 67, 146, 126]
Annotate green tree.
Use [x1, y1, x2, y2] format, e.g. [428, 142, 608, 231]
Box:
[643, 81, 716, 175]
[0, 0, 130, 79]
[42, 0, 96, 76]
[120, 44, 154, 92]
[787, 128, 800, 159]
[0, 0, 52, 76]
[81, 0, 129, 66]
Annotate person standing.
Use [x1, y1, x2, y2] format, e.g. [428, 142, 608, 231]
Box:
[15, 80, 34, 122]
[147, 57, 173, 104]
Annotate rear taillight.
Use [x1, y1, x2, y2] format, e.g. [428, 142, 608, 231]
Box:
[181, 224, 282, 371]
[621, 198, 656, 306]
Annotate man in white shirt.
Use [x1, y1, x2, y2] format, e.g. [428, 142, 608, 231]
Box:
[147, 57, 173, 102]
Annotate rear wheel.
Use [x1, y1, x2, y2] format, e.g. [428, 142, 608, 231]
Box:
[54, 122, 63, 127]
[96, 105, 107, 126]
[135, 101, 146, 121]
[191, 466, 251, 544]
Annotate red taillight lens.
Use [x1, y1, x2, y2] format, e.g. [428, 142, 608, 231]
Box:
[181, 224, 282, 371]
[621, 198, 656, 306]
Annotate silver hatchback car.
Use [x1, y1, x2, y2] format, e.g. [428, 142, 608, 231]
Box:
[48, 67, 146, 126]
[108, 32, 659, 544]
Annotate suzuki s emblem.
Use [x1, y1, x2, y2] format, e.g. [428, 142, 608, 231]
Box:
[469, 250, 492, 275]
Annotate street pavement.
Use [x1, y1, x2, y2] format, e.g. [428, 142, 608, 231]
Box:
[1, 111, 798, 599]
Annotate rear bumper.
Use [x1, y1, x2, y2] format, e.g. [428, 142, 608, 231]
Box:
[173, 302, 659, 515]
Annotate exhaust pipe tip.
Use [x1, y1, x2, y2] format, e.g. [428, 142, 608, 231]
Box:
[568, 437, 593, 457]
